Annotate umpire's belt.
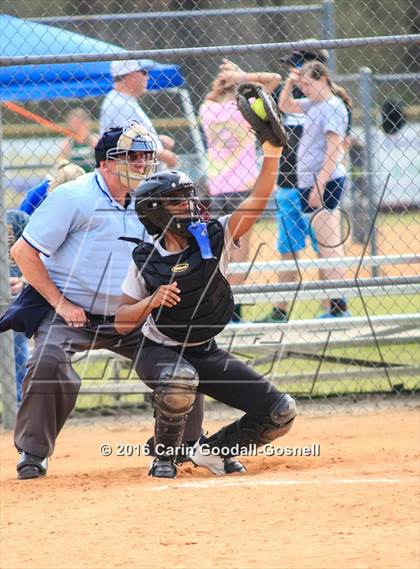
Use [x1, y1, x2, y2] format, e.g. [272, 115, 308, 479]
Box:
[85, 311, 115, 325]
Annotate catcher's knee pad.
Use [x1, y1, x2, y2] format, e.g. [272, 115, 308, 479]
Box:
[153, 363, 199, 419]
[265, 394, 297, 440]
[205, 394, 297, 452]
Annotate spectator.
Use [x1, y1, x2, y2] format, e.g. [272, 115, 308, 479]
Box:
[58, 108, 99, 172]
[99, 59, 177, 169]
[262, 48, 334, 322]
[278, 60, 352, 318]
[201, 61, 281, 321]
[19, 160, 85, 215]
[5, 209, 30, 405]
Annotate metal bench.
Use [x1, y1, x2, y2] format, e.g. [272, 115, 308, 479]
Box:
[78, 254, 420, 395]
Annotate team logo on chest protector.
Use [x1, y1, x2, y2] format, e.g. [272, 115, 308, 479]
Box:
[171, 263, 190, 273]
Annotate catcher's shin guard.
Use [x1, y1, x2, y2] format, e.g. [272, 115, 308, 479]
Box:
[152, 363, 199, 457]
[205, 394, 297, 453]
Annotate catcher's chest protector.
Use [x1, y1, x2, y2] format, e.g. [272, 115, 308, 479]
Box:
[132, 220, 234, 343]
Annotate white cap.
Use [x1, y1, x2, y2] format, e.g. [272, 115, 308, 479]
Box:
[110, 59, 150, 79]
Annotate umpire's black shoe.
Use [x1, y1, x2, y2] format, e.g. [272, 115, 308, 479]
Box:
[17, 452, 48, 480]
[149, 457, 177, 479]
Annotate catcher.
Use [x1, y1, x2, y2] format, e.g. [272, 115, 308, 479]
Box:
[115, 84, 296, 479]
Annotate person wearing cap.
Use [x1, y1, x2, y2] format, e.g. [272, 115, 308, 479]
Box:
[268, 48, 342, 321]
[6, 122, 204, 480]
[7, 160, 86, 406]
[99, 59, 177, 169]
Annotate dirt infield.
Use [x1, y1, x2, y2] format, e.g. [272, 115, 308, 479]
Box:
[1, 408, 419, 569]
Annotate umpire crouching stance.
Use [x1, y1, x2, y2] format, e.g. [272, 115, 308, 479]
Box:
[115, 99, 297, 478]
[5, 122, 204, 479]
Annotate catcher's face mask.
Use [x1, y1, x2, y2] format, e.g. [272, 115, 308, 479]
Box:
[162, 188, 199, 217]
[105, 122, 158, 190]
[135, 171, 214, 259]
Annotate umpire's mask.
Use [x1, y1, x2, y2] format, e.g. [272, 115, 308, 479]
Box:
[95, 122, 159, 190]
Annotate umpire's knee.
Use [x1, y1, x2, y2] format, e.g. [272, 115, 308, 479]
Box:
[28, 344, 80, 394]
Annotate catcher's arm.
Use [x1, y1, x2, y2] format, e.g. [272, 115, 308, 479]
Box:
[228, 143, 282, 241]
[115, 284, 181, 334]
[228, 83, 287, 241]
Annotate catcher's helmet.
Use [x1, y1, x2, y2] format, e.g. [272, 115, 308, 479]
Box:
[95, 121, 158, 189]
[135, 170, 202, 237]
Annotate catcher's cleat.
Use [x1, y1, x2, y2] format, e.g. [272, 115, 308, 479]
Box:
[17, 452, 48, 480]
[191, 442, 247, 476]
[224, 457, 247, 474]
[149, 457, 177, 478]
[145, 436, 195, 465]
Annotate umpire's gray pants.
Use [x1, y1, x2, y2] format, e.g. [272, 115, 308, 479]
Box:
[14, 310, 204, 457]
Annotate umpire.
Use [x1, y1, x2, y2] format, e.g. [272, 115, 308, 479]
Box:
[7, 122, 204, 480]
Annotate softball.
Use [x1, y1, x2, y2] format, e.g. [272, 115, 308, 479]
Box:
[251, 98, 268, 121]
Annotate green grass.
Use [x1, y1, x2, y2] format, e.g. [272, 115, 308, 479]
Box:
[244, 293, 420, 322]
[252, 342, 419, 397]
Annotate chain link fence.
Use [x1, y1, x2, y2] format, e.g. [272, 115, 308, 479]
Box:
[0, 1, 419, 426]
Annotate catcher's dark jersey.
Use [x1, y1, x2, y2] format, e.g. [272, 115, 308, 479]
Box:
[131, 220, 234, 344]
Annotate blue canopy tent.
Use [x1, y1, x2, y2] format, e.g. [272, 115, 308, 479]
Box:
[0, 14, 185, 100]
[0, 14, 206, 187]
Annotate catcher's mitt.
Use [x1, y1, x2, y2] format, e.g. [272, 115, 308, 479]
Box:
[236, 82, 288, 148]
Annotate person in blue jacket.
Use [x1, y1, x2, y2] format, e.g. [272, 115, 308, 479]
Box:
[19, 160, 85, 215]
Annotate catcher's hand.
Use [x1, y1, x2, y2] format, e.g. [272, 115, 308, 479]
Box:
[236, 83, 288, 154]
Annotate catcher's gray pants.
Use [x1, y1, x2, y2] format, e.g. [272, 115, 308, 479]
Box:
[14, 310, 204, 457]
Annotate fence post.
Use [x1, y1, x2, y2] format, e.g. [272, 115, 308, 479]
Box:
[0, 106, 17, 429]
[321, 0, 336, 73]
[359, 67, 379, 276]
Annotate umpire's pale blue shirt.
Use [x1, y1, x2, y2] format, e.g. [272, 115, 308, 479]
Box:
[22, 171, 146, 315]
